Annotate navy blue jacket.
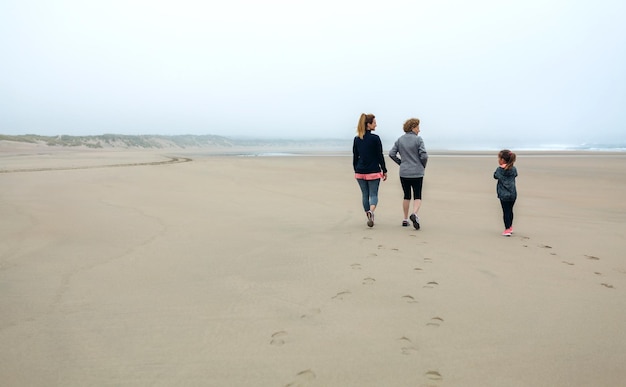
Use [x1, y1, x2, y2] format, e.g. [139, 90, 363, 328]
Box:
[353, 131, 387, 174]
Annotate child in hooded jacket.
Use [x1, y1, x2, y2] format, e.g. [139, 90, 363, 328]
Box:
[494, 149, 517, 236]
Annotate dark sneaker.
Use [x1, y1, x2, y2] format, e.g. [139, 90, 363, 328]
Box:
[366, 211, 374, 227]
[402, 220, 409, 227]
[409, 214, 420, 230]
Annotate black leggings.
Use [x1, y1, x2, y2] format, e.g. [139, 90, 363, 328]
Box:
[400, 177, 423, 200]
[500, 199, 516, 229]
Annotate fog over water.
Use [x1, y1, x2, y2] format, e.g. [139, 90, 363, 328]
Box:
[1, 1, 625, 150]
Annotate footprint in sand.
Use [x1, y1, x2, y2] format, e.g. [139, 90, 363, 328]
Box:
[300, 308, 321, 319]
[398, 336, 419, 355]
[424, 258, 433, 264]
[601, 283, 615, 289]
[537, 243, 556, 253]
[285, 369, 316, 387]
[425, 370, 443, 381]
[332, 290, 351, 300]
[595, 272, 602, 275]
[376, 245, 399, 252]
[270, 331, 288, 346]
[426, 316, 444, 327]
[562, 261, 575, 266]
[408, 235, 427, 243]
[585, 255, 600, 260]
[424, 281, 439, 289]
[351, 263, 362, 270]
[402, 295, 418, 303]
[362, 277, 376, 285]
[363, 236, 372, 240]
[413, 267, 423, 272]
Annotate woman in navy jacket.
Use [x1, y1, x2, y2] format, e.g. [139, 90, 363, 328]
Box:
[353, 113, 387, 227]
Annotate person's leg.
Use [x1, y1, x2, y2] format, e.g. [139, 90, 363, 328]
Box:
[404, 178, 421, 230]
[500, 200, 514, 229]
[412, 199, 422, 215]
[356, 179, 370, 212]
[361, 179, 380, 227]
[403, 200, 410, 219]
[411, 177, 424, 215]
[368, 178, 381, 212]
[400, 177, 411, 221]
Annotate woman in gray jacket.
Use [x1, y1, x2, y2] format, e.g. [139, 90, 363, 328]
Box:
[389, 118, 428, 229]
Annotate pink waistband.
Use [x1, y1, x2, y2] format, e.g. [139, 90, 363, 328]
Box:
[355, 172, 383, 180]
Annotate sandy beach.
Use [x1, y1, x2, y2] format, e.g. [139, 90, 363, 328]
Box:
[1, 146, 625, 386]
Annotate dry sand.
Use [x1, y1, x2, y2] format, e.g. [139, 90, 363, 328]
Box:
[1, 146, 625, 386]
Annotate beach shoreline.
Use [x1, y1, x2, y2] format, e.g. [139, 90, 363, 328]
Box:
[1, 146, 625, 386]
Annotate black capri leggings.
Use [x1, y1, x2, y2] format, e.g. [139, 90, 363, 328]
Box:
[500, 199, 516, 229]
[400, 177, 424, 200]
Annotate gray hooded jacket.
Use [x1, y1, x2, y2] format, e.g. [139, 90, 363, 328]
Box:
[494, 166, 518, 201]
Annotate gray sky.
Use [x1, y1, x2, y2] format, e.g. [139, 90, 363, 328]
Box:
[1, 0, 625, 149]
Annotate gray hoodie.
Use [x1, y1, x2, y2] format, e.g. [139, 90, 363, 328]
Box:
[389, 132, 428, 178]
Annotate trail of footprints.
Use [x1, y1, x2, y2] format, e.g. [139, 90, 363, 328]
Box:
[272, 237, 445, 385]
[517, 234, 615, 289]
[273, 233, 618, 385]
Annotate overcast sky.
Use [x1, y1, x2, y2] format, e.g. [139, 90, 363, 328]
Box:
[1, 0, 625, 149]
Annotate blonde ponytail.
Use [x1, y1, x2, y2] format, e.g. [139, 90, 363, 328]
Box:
[356, 113, 375, 139]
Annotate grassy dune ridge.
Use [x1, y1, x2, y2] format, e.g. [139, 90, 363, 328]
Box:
[0, 134, 349, 149]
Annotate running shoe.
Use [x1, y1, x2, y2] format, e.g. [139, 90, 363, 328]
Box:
[409, 214, 420, 230]
[502, 228, 512, 236]
[402, 220, 409, 227]
[366, 211, 374, 227]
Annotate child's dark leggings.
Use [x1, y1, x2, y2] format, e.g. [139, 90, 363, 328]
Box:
[500, 199, 516, 229]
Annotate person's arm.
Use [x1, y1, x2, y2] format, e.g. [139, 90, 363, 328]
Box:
[377, 137, 388, 174]
[418, 137, 428, 168]
[352, 139, 359, 171]
[389, 140, 401, 165]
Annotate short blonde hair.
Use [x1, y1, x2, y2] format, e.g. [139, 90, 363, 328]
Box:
[403, 118, 420, 133]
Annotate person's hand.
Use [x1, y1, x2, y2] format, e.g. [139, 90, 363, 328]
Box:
[382, 172, 388, 181]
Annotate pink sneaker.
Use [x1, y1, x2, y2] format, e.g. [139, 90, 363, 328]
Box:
[502, 228, 512, 236]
